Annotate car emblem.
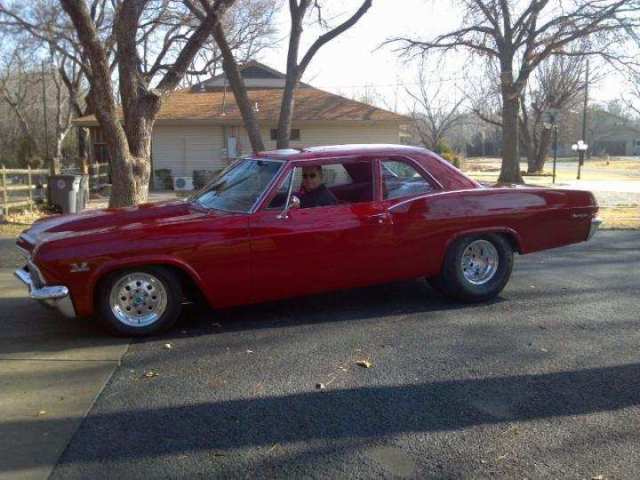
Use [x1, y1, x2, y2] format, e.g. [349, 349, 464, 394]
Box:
[70, 262, 90, 273]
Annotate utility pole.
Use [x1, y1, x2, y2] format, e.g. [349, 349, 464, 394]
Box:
[543, 109, 559, 184]
[578, 59, 589, 180]
[552, 124, 558, 184]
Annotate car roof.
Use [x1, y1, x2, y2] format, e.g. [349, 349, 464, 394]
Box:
[255, 144, 432, 161]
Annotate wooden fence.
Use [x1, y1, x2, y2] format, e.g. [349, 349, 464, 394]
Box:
[0, 162, 112, 215]
[0, 165, 49, 215]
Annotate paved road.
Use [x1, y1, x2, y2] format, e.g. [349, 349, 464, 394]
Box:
[4, 232, 640, 479]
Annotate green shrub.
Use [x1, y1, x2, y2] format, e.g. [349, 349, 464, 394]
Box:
[434, 141, 463, 168]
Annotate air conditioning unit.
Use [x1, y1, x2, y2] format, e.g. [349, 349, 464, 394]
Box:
[173, 176, 194, 191]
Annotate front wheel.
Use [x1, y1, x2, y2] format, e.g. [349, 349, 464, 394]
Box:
[97, 266, 183, 336]
[429, 234, 514, 303]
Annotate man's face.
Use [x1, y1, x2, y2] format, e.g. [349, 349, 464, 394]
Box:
[302, 166, 322, 191]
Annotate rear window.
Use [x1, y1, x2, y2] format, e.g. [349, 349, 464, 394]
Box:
[382, 159, 434, 200]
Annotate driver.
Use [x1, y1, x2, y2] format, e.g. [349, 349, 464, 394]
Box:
[298, 165, 338, 208]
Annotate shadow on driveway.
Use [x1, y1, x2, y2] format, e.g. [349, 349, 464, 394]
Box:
[4, 361, 637, 473]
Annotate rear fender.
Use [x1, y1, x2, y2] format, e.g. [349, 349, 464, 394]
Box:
[443, 227, 523, 254]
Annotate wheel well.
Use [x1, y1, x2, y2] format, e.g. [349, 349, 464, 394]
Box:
[94, 263, 204, 307]
[498, 231, 522, 254]
[446, 231, 522, 255]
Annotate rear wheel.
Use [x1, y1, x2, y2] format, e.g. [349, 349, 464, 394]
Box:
[429, 234, 513, 303]
[97, 266, 183, 336]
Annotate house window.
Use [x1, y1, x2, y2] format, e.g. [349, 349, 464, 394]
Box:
[270, 129, 300, 141]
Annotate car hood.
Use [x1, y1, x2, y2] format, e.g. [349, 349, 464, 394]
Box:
[18, 200, 220, 253]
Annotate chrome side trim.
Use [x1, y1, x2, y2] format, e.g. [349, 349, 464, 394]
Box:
[587, 218, 602, 241]
[16, 245, 31, 260]
[14, 268, 76, 318]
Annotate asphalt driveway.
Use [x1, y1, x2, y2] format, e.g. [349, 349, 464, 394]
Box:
[2, 231, 639, 479]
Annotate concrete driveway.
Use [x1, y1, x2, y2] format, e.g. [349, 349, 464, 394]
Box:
[1, 231, 639, 479]
[0, 237, 129, 480]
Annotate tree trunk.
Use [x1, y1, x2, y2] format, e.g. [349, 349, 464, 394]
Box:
[111, 102, 156, 206]
[78, 127, 90, 174]
[213, 23, 264, 153]
[498, 86, 523, 184]
[519, 116, 536, 173]
[107, 146, 150, 207]
[277, 5, 303, 151]
[530, 127, 552, 173]
[277, 74, 298, 149]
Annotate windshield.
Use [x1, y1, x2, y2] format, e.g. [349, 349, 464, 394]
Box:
[192, 159, 283, 212]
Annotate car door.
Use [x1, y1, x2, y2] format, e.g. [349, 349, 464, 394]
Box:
[376, 157, 443, 280]
[248, 158, 390, 303]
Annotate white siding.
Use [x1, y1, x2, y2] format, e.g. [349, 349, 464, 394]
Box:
[237, 124, 401, 156]
[151, 123, 401, 181]
[152, 126, 225, 177]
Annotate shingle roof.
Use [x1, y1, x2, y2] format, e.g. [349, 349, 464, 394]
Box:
[73, 86, 409, 126]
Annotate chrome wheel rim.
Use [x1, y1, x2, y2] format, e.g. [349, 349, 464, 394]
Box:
[461, 240, 499, 285]
[109, 273, 168, 327]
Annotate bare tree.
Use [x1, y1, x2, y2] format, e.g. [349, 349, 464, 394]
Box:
[1, 0, 276, 176]
[0, 46, 80, 170]
[56, 0, 236, 207]
[184, 0, 270, 152]
[202, 0, 373, 152]
[520, 55, 587, 172]
[0, 0, 115, 173]
[469, 55, 589, 172]
[0, 52, 42, 165]
[406, 68, 464, 150]
[275, 0, 372, 149]
[624, 73, 640, 117]
[181, 0, 277, 86]
[389, 0, 639, 183]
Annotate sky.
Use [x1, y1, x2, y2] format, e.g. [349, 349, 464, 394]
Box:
[259, 0, 637, 114]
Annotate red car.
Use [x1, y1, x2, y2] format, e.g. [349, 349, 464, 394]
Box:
[15, 145, 601, 336]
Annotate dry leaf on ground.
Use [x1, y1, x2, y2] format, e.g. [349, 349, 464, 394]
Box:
[356, 360, 373, 368]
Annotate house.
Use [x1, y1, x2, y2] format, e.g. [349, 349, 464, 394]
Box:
[74, 61, 410, 189]
[587, 110, 640, 156]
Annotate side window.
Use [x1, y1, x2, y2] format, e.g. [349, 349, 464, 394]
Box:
[381, 159, 434, 200]
[268, 161, 373, 209]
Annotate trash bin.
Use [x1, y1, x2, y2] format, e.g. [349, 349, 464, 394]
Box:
[77, 175, 90, 211]
[48, 175, 82, 214]
[193, 170, 216, 190]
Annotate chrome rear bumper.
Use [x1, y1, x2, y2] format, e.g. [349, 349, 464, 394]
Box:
[588, 217, 603, 241]
[14, 267, 76, 318]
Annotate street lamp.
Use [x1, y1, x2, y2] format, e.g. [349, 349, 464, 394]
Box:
[572, 140, 589, 180]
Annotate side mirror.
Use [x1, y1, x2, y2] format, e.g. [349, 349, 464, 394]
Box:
[277, 194, 301, 219]
[289, 195, 301, 210]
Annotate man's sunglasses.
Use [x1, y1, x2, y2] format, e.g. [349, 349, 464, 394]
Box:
[302, 173, 318, 179]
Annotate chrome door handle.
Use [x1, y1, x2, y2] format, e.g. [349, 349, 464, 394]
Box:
[368, 213, 391, 224]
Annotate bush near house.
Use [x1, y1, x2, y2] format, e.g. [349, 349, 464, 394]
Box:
[435, 141, 463, 169]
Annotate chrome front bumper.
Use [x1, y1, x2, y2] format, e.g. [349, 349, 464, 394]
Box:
[14, 267, 76, 318]
[588, 217, 603, 241]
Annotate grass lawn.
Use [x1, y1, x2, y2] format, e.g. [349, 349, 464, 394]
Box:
[597, 207, 640, 229]
[463, 156, 639, 229]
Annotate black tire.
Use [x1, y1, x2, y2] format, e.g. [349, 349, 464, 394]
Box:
[97, 266, 183, 337]
[428, 233, 513, 303]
